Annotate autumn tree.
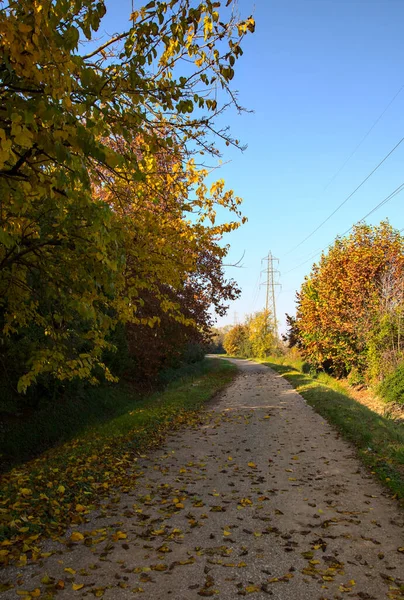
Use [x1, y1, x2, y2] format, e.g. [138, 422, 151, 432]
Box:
[282, 314, 302, 349]
[207, 324, 233, 354]
[296, 222, 404, 378]
[223, 324, 250, 357]
[246, 310, 276, 358]
[223, 311, 276, 358]
[367, 265, 404, 381]
[0, 0, 254, 391]
[125, 249, 241, 381]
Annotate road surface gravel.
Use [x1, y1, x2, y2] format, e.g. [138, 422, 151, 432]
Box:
[1, 358, 403, 599]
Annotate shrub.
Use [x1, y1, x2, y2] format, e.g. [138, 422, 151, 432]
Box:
[247, 310, 276, 358]
[378, 363, 404, 405]
[181, 342, 205, 364]
[347, 367, 365, 387]
[223, 324, 250, 356]
[295, 222, 404, 378]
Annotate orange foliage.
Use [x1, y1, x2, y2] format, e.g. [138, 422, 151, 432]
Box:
[296, 222, 404, 376]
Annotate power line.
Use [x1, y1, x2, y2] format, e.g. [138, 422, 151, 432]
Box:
[283, 183, 404, 275]
[283, 136, 404, 256]
[322, 83, 404, 193]
[283, 249, 323, 276]
[341, 182, 404, 235]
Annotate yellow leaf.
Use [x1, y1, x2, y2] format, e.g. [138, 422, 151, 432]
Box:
[70, 532, 84, 542]
[150, 564, 167, 571]
[64, 568, 76, 575]
[18, 554, 27, 566]
[72, 583, 84, 591]
[19, 23, 33, 33]
[223, 530, 231, 536]
[247, 462, 257, 468]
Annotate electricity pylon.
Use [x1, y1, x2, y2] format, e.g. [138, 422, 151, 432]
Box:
[261, 252, 280, 335]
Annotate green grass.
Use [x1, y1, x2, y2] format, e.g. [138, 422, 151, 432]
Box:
[378, 363, 404, 405]
[259, 356, 404, 502]
[0, 358, 236, 472]
[0, 358, 237, 563]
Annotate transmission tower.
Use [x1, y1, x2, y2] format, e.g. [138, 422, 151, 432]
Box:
[261, 252, 281, 334]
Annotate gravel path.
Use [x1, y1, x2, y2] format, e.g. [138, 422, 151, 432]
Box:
[1, 358, 403, 600]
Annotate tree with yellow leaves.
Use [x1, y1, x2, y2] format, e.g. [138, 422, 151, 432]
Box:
[0, 0, 254, 391]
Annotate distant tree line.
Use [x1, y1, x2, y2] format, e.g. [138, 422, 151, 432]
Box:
[222, 310, 279, 359]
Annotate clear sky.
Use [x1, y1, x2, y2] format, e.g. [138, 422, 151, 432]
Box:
[103, 0, 404, 333]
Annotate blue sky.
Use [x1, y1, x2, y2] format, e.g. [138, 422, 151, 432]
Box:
[103, 0, 404, 332]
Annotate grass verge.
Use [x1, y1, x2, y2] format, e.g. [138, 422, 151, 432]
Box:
[0, 358, 237, 566]
[1, 359, 232, 472]
[259, 356, 404, 503]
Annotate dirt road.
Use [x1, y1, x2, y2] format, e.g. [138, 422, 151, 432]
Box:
[1, 358, 403, 599]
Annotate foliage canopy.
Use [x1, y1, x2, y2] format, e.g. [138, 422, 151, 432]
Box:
[0, 0, 254, 391]
[295, 222, 404, 379]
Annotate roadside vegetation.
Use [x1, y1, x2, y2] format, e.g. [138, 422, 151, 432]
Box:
[1, 354, 226, 471]
[0, 358, 237, 567]
[0, 0, 254, 442]
[288, 222, 404, 400]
